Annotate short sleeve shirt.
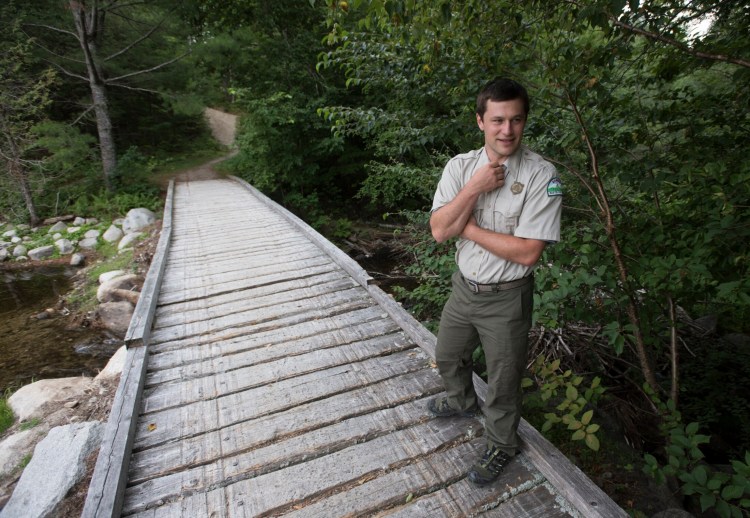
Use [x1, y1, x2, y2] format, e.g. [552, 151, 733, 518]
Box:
[431, 145, 562, 283]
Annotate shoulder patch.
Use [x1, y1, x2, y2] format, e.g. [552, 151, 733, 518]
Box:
[547, 177, 563, 197]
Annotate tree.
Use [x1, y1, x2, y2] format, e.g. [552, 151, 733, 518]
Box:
[24, 1, 189, 190]
[0, 10, 57, 225]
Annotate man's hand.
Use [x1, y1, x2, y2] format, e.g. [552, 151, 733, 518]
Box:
[469, 161, 506, 193]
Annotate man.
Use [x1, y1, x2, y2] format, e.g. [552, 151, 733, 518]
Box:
[428, 77, 563, 485]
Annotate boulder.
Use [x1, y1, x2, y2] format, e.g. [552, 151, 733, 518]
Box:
[102, 224, 124, 243]
[95, 345, 127, 380]
[78, 237, 98, 249]
[1, 229, 16, 238]
[96, 301, 135, 335]
[47, 221, 67, 234]
[0, 248, 7, 261]
[0, 422, 103, 518]
[122, 208, 155, 233]
[28, 245, 54, 261]
[98, 270, 126, 284]
[0, 426, 50, 480]
[8, 377, 92, 422]
[72, 216, 86, 226]
[84, 229, 100, 239]
[12, 245, 26, 257]
[54, 238, 74, 255]
[70, 253, 85, 266]
[118, 232, 143, 250]
[96, 273, 143, 303]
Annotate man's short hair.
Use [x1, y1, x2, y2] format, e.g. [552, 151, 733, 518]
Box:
[476, 78, 530, 118]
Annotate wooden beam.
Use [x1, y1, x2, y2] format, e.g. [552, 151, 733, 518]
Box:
[82, 181, 175, 517]
[125, 179, 175, 347]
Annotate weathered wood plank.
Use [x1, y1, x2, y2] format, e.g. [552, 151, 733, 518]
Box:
[283, 439, 537, 518]
[81, 346, 148, 518]
[140, 332, 416, 413]
[146, 318, 404, 386]
[147, 296, 377, 348]
[124, 396, 460, 513]
[152, 276, 358, 331]
[476, 483, 574, 517]
[147, 305, 393, 363]
[130, 418, 474, 517]
[133, 367, 441, 453]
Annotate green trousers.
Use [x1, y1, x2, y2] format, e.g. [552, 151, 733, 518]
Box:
[435, 270, 533, 456]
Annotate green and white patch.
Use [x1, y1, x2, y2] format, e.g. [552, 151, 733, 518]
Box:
[547, 177, 563, 196]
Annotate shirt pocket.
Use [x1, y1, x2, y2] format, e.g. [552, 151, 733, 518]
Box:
[493, 210, 521, 235]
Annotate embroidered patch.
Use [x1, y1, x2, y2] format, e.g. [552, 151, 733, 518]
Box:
[547, 177, 563, 196]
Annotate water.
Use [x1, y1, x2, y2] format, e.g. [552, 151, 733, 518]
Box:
[0, 266, 121, 394]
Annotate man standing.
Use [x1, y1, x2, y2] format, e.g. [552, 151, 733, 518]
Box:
[428, 78, 563, 485]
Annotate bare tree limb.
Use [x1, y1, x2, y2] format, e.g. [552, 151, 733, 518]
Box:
[104, 16, 165, 61]
[47, 61, 90, 82]
[106, 82, 161, 94]
[106, 51, 188, 82]
[72, 104, 96, 125]
[23, 23, 79, 39]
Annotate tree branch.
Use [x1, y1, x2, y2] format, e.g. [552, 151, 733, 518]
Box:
[104, 16, 166, 62]
[23, 23, 79, 40]
[106, 82, 161, 95]
[106, 51, 188, 82]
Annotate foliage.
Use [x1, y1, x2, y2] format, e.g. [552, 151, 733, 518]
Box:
[643, 386, 750, 518]
[524, 356, 606, 451]
[0, 395, 14, 435]
[70, 190, 162, 221]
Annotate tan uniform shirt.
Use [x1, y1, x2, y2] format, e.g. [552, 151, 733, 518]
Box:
[432, 145, 563, 283]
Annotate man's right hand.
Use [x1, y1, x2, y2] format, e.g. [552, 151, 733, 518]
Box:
[470, 161, 506, 193]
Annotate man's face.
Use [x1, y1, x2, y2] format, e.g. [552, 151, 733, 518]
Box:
[476, 98, 526, 162]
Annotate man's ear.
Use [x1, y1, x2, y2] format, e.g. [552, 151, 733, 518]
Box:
[476, 113, 484, 130]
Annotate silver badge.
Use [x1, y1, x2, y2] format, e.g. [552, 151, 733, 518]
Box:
[511, 181, 524, 195]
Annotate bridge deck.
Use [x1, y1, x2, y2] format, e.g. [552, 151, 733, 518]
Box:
[84, 176, 625, 517]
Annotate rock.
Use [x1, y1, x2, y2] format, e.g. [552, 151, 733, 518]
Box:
[84, 229, 100, 239]
[122, 208, 155, 233]
[8, 377, 92, 422]
[72, 216, 86, 226]
[0, 248, 7, 261]
[99, 270, 126, 284]
[85, 218, 98, 225]
[78, 237, 98, 249]
[55, 238, 74, 255]
[47, 221, 67, 234]
[67, 226, 81, 233]
[102, 224, 124, 243]
[70, 253, 86, 267]
[118, 232, 143, 250]
[0, 422, 103, 518]
[95, 345, 127, 380]
[28, 245, 54, 261]
[12, 245, 26, 257]
[52, 232, 62, 240]
[96, 273, 143, 303]
[0, 426, 51, 480]
[2, 229, 17, 238]
[96, 301, 135, 335]
[12, 237, 22, 243]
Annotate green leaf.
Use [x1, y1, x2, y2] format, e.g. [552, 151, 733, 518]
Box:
[585, 433, 600, 451]
[722, 485, 745, 500]
[571, 429, 586, 441]
[686, 422, 700, 435]
[694, 466, 709, 486]
[700, 493, 717, 512]
[566, 385, 578, 400]
[581, 409, 593, 425]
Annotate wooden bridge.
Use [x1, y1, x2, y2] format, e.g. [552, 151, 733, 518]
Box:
[82, 174, 626, 517]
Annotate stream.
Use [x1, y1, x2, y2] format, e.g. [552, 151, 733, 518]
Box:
[0, 266, 121, 394]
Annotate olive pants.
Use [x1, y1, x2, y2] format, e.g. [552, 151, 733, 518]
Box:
[435, 270, 533, 456]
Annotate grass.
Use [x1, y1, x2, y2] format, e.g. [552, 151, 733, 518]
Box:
[19, 417, 41, 431]
[0, 396, 14, 435]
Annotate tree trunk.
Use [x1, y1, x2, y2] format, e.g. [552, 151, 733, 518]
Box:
[1, 115, 39, 225]
[70, 0, 117, 190]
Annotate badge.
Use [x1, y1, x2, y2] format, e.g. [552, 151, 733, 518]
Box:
[510, 182, 524, 195]
[547, 177, 563, 196]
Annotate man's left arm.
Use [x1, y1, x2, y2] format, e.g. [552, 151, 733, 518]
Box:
[460, 220, 546, 267]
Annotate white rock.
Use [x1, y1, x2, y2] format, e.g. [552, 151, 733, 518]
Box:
[103, 224, 124, 243]
[0, 427, 49, 479]
[0, 422, 104, 518]
[78, 237, 98, 249]
[8, 377, 92, 422]
[47, 221, 67, 233]
[95, 345, 127, 380]
[85, 218, 98, 225]
[11, 236, 21, 244]
[73, 217, 86, 226]
[12, 245, 26, 257]
[122, 208, 155, 233]
[118, 232, 143, 250]
[55, 239, 74, 255]
[66, 226, 81, 233]
[3, 229, 17, 238]
[96, 273, 143, 303]
[84, 229, 100, 239]
[0, 248, 7, 261]
[99, 270, 126, 284]
[28, 245, 55, 261]
[70, 253, 85, 266]
[97, 301, 135, 335]
[52, 232, 62, 240]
